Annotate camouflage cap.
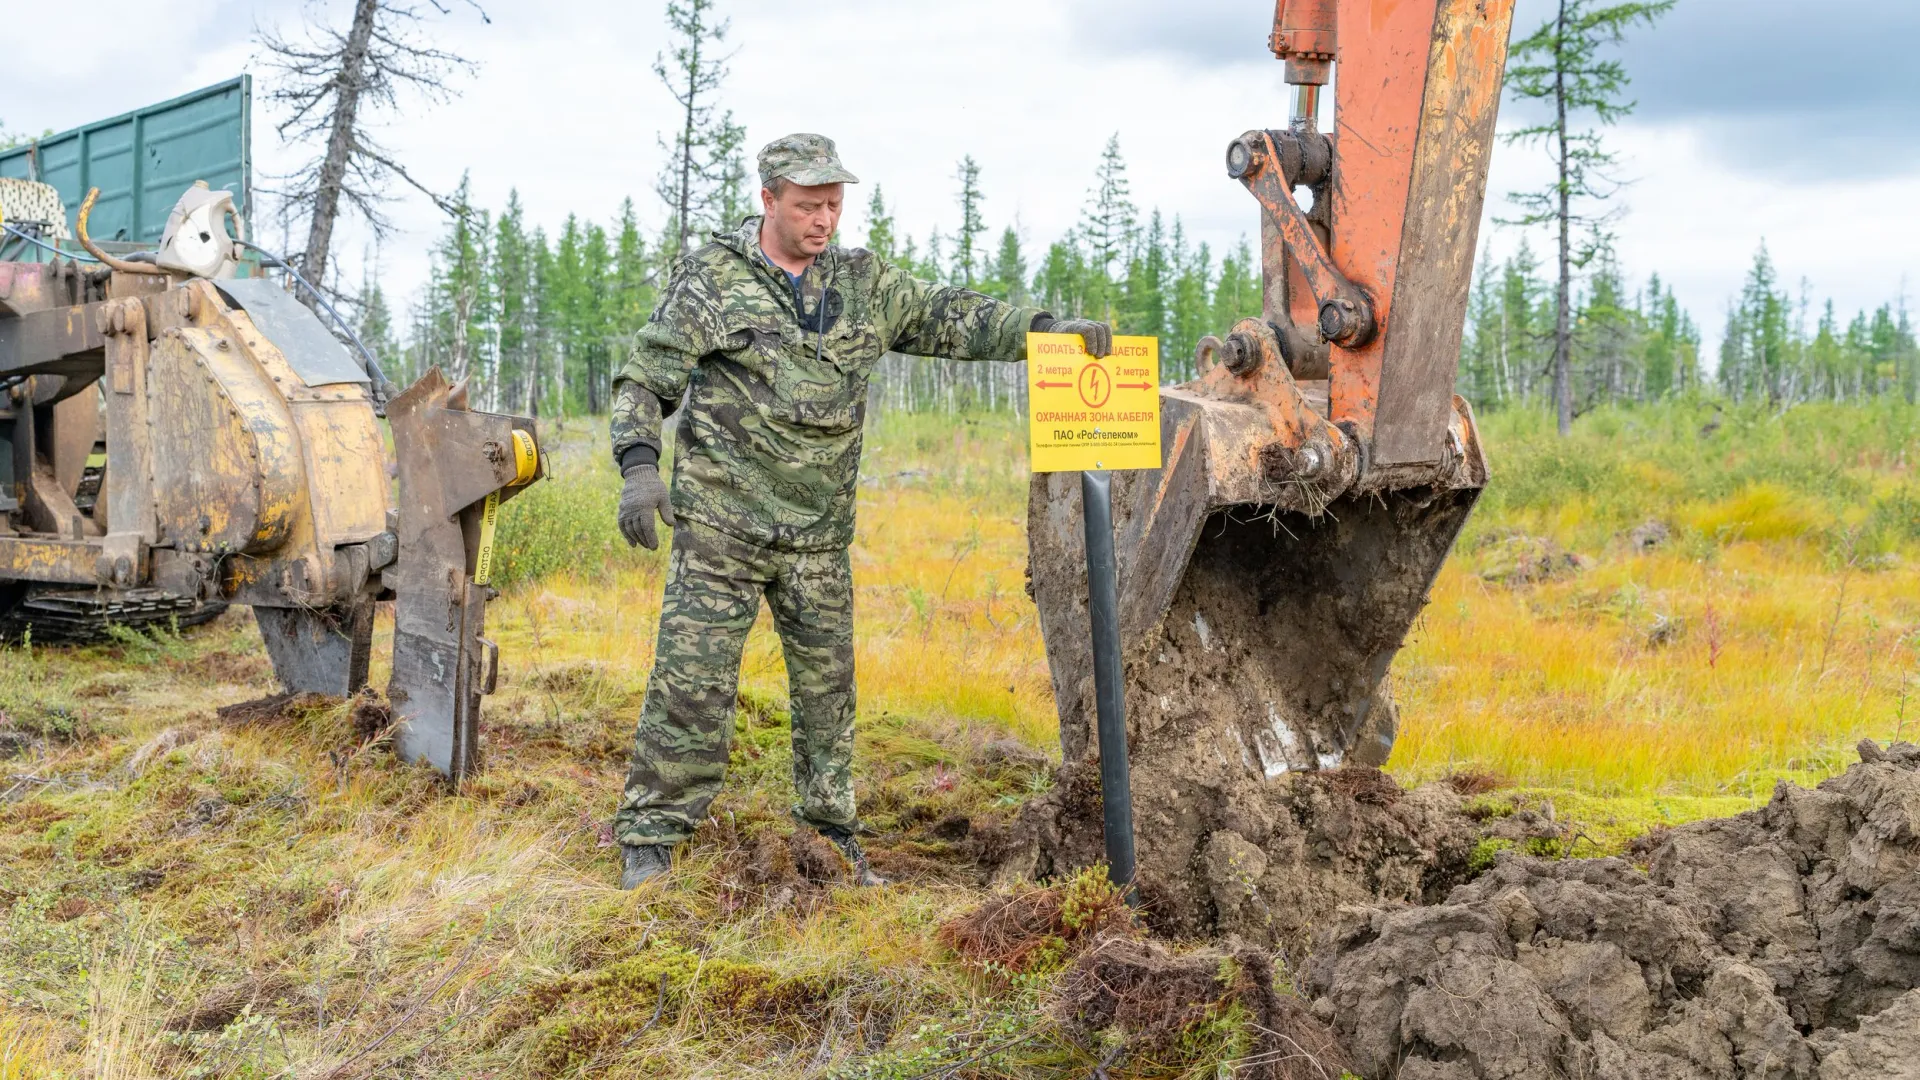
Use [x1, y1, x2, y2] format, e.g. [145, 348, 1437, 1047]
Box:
[758, 134, 860, 188]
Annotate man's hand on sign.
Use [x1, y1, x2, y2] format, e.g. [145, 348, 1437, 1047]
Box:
[1033, 317, 1114, 358]
[618, 464, 675, 550]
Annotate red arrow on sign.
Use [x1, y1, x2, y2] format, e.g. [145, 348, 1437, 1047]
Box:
[1035, 380, 1073, 389]
[1116, 382, 1153, 390]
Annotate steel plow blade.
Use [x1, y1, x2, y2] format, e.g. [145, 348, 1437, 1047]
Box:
[383, 369, 541, 782]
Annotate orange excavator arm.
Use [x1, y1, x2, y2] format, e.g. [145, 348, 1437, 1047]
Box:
[1024, 0, 1515, 937]
[1256, 0, 1516, 467]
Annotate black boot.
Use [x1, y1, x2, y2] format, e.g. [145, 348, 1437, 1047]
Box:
[620, 843, 673, 889]
[819, 826, 888, 887]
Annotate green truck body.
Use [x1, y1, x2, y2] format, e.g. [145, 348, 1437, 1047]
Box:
[0, 77, 250, 250]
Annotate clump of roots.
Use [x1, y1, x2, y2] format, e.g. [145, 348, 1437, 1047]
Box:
[214, 687, 395, 755]
[936, 866, 1132, 978]
[1322, 764, 1404, 807]
[691, 805, 852, 917]
[939, 869, 1351, 1078]
[1052, 937, 1354, 1079]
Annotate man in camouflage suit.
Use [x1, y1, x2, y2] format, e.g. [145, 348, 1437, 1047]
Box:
[610, 134, 1112, 889]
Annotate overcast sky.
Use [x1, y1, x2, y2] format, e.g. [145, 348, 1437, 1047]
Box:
[6, 0, 1916, 357]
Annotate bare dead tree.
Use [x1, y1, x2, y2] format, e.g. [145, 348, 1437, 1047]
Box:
[257, 0, 489, 294]
[654, 0, 746, 259]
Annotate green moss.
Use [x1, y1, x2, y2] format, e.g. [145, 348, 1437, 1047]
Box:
[506, 947, 849, 1076]
[1515, 787, 1759, 857]
[1469, 838, 1515, 873]
[1465, 793, 1519, 820]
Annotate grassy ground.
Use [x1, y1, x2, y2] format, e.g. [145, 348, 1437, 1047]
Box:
[1, 398, 1917, 1077]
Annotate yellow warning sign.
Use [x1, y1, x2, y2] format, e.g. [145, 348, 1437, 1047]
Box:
[1027, 333, 1161, 473]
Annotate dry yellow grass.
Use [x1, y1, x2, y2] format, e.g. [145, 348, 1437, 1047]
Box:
[1395, 539, 1920, 798]
[0, 400, 1915, 1076]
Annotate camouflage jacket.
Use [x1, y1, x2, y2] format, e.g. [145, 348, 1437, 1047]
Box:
[611, 218, 1047, 552]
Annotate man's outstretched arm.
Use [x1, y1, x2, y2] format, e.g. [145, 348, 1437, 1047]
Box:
[876, 258, 1112, 361]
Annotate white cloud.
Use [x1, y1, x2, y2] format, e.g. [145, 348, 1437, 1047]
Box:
[4, 0, 1913, 359]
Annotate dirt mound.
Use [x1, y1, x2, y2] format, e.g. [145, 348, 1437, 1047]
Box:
[992, 762, 1546, 957]
[1303, 740, 1920, 1079]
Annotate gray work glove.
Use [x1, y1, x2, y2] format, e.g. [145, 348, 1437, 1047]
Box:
[618, 464, 675, 550]
[1034, 316, 1114, 358]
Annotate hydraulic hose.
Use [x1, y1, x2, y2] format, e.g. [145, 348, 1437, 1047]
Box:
[75, 188, 151, 273]
[1, 222, 100, 263]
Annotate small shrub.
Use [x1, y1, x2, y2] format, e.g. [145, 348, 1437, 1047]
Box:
[1447, 770, 1511, 796]
[490, 465, 649, 588]
[1869, 486, 1920, 544]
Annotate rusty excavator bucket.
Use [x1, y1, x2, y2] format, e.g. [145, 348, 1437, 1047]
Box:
[1026, 0, 1513, 933]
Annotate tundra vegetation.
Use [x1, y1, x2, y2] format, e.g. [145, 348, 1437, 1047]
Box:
[1, 398, 1917, 1077]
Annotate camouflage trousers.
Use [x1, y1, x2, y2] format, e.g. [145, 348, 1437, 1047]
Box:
[615, 518, 857, 846]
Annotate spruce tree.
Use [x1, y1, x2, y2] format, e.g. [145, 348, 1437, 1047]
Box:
[1503, 0, 1673, 433]
[1499, 240, 1549, 402]
[581, 223, 615, 413]
[551, 216, 586, 412]
[1120, 210, 1169, 342]
[493, 190, 535, 412]
[528, 226, 555, 419]
[1079, 135, 1137, 320]
[431, 173, 491, 395]
[355, 272, 404, 386]
[1724, 244, 1789, 404]
[1211, 238, 1262, 332]
[951, 157, 986, 288]
[612, 198, 654, 340]
[864, 186, 897, 262]
[1035, 240, 1088, 322]
[1574, 239, 1636, 406]
[983, 227, 1028, 304]
[1459, 244, 1505, 407]
[1167, 222, 1214, 382]
[1639, 272, 1673, 400]
[1810, 300, 1843, 401]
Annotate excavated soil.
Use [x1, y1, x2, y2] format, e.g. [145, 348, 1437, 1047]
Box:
[1019, 492, 1492, 952]
[991, 760, 1559, 959]
[1304, 741, 1920, 1080]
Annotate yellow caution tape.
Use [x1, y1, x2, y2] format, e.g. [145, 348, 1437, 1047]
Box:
[510, 429, 538, 485]
[473, 489, 501, 586]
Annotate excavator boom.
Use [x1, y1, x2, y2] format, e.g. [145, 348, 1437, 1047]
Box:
[1027, 0, 1513, 936]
